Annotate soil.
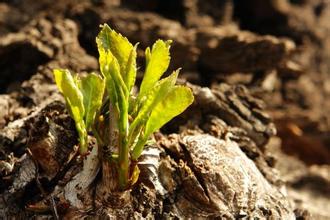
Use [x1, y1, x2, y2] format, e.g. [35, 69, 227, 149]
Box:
[0, 0, 329, 219]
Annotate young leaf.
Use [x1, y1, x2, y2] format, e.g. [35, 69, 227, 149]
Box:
[53, 69, 84, 124]
[97, 47, 118, 107]
[53, 69, 88, 154]
[97, 24, 133, 80]
[131, 86, 194, 159]
[139, 40, 172, 98]
[145, 86, 194, 137]
[128, 70, 179, 143]
[99, 49, 128, 99]
[138, 69, 179, 116]
[79, 73, 105, 131]
[124, 44, 138, 92]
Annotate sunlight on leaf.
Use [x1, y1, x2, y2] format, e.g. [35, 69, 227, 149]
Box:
[53, 69, 88, 154]
[53, 69, 84, 123]
[97, 24, 134, 84]
[132, 86, 194, 159]
[139, 40, 172, 98]
[79, 73, 105, 131]
[128, 70, 179, 143]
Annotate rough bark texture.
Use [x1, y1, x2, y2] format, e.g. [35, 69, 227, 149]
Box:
[0, 0, 329, 219]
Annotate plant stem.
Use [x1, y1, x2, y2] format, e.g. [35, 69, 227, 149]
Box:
[105, 101, 120, 191]
[77, 122, 88, 155]
[118, 136, 129, 189]
[131, 136, 147, 160]
[118, 91, 129, 190]
[109, 102, 119, 153]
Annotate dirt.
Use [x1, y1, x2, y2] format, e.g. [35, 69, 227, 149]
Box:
[0, 0, 329, 219]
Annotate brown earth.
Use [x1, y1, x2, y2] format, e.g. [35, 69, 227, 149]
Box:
[0, 0, 329, 219]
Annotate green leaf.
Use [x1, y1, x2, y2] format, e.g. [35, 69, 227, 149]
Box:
[79, 73, 105, 131]
[53, 69, 84, 123]
[97, 24, 134, 80]
[138, 69, 179, 118]
[99, 55, 118, 108]
[124, 43, 138, 92]
[105, 52, 129, 134]
[131, 86, 194, 159]
[53, 69, 88, 154]
[98, 48, 128, 102]
[139, 40, 172, 98]
[99, 50, 129, 139]
[128, 70, 179, 144]
[145, 86, 194, 137]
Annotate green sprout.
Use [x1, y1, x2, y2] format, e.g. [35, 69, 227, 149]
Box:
[53, 24, 194, 190]
[53, 70, 105, 155]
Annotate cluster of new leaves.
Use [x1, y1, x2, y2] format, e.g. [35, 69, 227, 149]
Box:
[53, 24, 194, 189]
[53, 70, 105, 155]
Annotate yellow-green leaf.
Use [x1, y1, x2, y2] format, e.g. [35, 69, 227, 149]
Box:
[98, 48, 129, 135]
[53, 69, 84, 124]
[139, 40, 172, 98]
[98, 48, 128, 102]
[79, 73, 105, 131]
[53, 69, 88, 154]
[145, 86, 194, 137]
[128, 70, 179, 143]
[97, 24, 133, 80]
[124, 44, 138, 92]
[138, 69, 179, 119]
[131, 86, 194, 159]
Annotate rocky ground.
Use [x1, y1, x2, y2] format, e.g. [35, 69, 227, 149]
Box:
[0, 0, 329, 219]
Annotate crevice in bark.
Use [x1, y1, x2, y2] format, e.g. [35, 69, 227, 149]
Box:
[179, 140, 213, 206]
